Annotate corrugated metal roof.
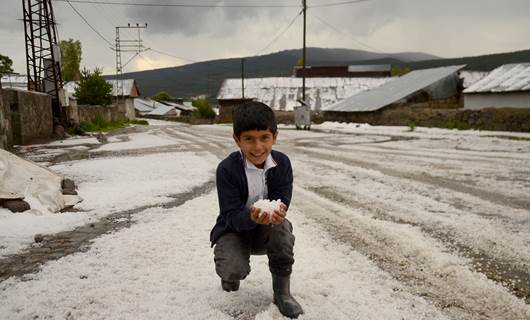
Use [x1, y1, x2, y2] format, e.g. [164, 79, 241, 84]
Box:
[134, 98, 156, 112]
[325, 65, 466, 112]
[164, 101, 196, 112]
[464, 63, 530, 93]
[217, 77, 391, 111]
[347, 65, 391, 72]
[459, 71, 489, 88]
[148, 105, 178, 116]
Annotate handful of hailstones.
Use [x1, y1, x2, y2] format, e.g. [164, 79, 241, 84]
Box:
[253, 199, 282, 224]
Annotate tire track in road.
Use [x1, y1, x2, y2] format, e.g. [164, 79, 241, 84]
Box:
[294, 187, 530, 320]
[292, 144, 530, 211]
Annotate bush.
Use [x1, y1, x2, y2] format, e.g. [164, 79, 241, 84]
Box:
[192, 99, 216, 119]
[130, 119, 149, 125]
[75, 68, 113, 105]
[151, 91, 174, 102]
[408, 121, 416, 132]
[78, 112, 128, 132]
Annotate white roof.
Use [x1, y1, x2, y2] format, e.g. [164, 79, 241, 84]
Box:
[464, 63, 530, 93]
[134, 98, 156, 112]
[325, 65, 466, 113]
[459, 71, 489, 89]
[148, 105, 177, 116]
[217, 77, 391, 111]
[64, 79, 137, 97]
[164, 101, 195, 112]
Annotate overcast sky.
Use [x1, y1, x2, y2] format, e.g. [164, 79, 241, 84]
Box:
[1, 0, 530, 75]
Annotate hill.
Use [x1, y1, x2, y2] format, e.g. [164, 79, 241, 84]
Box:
[106, 47, 530, 99]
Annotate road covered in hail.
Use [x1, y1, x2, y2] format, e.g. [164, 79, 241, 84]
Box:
[1, 120, 529, 319]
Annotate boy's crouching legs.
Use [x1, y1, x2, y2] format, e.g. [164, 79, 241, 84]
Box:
[214, 232, 251, 292]
[261, 220, 304, 318]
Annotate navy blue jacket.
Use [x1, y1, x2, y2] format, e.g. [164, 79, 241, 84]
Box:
[210, 150, 293, 246]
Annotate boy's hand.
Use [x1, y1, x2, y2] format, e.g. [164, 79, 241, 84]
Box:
[250, 206, 270, 225]
[270, 203, 287, 225]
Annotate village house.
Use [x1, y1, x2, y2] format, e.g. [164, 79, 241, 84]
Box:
[216, 76, 392, 120]
[323, 65, 466, 124]
[464, 63, 530, 109]
[63, 79, 139, 124]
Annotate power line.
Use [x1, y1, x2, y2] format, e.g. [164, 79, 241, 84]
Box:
[254, 9, 303, 56]
[63, 0, 114, 48]
[310, 0, 370, 8]
[145, 48, 198, 64]
[310, 11, 382, 53]
[53, 0, 301, 8]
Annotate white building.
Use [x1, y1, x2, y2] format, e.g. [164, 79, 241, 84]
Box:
[464, 63, 530, 109]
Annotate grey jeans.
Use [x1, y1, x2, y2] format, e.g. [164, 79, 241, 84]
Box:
[214, 219, 295, 280]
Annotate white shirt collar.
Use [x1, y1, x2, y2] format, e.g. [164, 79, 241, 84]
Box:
[243, 152, 277, 171]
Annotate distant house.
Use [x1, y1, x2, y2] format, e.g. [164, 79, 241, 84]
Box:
[0, 74, 28, 90]
[217, 76, 391, 119]
[133, 98, 163, 116]
[162, 101, 196, 116]
[64, 79, 140, 99]
[464, 63, 530, 109]
[294, 65, 391, 78]
[324, 65, 466, 119]
[147, 104, 180, 117]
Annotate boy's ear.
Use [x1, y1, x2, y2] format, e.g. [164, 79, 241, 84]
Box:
[233, 133, 241, 147]
[273, 132, 278, 144]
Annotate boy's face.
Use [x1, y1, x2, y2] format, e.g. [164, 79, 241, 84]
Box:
[234, 129, 277, 168]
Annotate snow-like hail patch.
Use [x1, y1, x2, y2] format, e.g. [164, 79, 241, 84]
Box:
[94, 130, 187, 152]
[254, 199, 282, 223]
[0, 151, 217, 258]
[0, 192, 450, 320]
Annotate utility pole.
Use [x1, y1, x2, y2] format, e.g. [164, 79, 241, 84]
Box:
[302, 0, 307, 102]
[115, 23, 147, 97]
[241, 58, 245, 99]
[22, 0, 64, 125]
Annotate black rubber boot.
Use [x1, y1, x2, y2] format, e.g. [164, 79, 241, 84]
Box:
[221, 279, 240, 292]
[272, 274, 304, 318]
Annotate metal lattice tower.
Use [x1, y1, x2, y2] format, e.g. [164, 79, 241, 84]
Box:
[22, 0, 63, 121]
[115, 23, 147, 97]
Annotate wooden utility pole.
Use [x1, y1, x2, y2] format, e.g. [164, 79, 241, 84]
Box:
[302, 0, 307, 102]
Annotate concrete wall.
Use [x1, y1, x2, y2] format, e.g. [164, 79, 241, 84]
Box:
[464, 92, 530, 110]
[69, 98, 135, 125]
[0, 89, 11, 149]
[1, 88, 53, 147]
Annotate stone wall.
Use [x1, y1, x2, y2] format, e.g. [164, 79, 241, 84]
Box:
[1, 88, 53, 147]
[324, 106, 530, 133]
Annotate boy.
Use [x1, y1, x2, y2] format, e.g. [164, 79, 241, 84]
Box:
[210, 102, 304, 318]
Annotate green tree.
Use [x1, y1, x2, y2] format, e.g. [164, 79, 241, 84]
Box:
[0, 53, 14, 73]
[192, 99, 216, 119]
[151, 91, 174, 102]
[60, 39, 82, 81]
[74, 68, 113, 106]
[391, 66, 411, 77]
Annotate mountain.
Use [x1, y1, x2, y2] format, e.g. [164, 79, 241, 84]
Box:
[106, 47, 529, 99]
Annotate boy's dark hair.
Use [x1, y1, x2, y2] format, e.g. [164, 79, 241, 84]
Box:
[232, 101, 277, 137]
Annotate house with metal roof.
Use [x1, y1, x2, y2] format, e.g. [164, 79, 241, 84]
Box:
[147, 104, 180, 117]
[1, 74, 28, 91]
[463, 63, 530, 109]
[217, 76, 391, 119]
[324, 65, 466, 115]
[64, 79, 140, 99]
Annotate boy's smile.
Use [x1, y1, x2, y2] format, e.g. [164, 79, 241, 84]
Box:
[234, 129, 277, 168]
